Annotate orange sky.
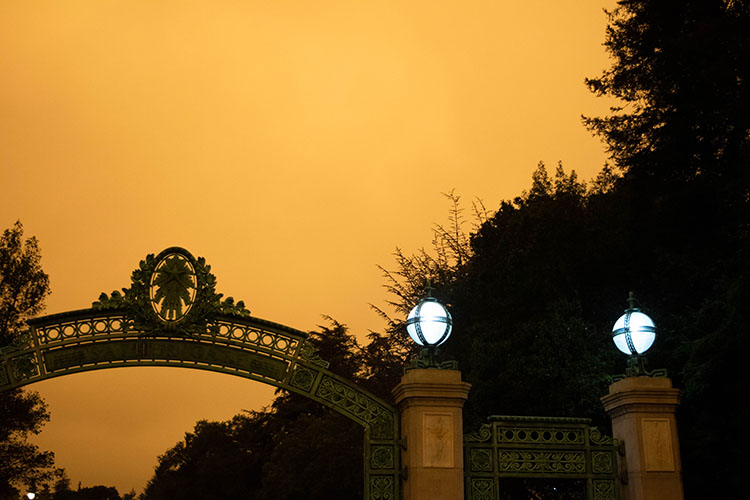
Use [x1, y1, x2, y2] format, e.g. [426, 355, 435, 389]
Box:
[1, 0, 616, 494]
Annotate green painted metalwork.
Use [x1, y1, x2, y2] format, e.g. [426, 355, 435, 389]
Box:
[407, 347, 458, 370]
[609, 355, 668, 381]
[464, 415, 623, 500]
[0, 247, 400, 500]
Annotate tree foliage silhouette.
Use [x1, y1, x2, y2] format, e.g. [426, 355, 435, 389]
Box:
[584, 0, 750, 203]
[0, 221, 57, 498]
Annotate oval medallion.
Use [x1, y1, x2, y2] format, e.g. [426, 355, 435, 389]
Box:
[149, 252, 198, 322]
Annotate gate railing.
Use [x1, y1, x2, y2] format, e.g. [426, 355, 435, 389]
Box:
[464, 415, 622, 500]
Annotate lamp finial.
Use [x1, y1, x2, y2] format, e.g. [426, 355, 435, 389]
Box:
[627, 291, 638, 310]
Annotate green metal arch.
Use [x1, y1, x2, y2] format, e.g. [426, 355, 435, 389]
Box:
[0, 308, 400, 500]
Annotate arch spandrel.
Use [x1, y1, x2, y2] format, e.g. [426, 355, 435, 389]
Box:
[0, 247, 400, 500]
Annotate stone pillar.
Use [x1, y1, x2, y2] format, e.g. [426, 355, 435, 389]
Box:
[601, 376, 684, 500]
[393, 369, 471, 500]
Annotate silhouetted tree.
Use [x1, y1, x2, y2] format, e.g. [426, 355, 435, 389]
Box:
[0, 221, 56, 498]
[0, 221, 50, 345]
[584, 0, 750, 205]
[53, 473, 124, 500]
[73, 486, 120, 500]
[369, 190, 484, 377]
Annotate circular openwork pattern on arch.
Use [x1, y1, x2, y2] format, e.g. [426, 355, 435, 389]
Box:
[38, 316, 126, 344]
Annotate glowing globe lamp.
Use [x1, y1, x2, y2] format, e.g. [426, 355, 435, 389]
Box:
[406, 296, 452, 347]
[612, 293, 656, 356]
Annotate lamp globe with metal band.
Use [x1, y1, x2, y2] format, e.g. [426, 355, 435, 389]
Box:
[406, 285, 453, 368]
[612, 292, 661, 377]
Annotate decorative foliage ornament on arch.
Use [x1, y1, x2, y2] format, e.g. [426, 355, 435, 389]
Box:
[93, 247, 251, 335]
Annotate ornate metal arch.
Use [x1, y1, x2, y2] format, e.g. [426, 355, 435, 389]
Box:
[0, 247, 399, 500]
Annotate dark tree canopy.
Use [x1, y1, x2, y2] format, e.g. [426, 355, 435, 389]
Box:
[0, 221, 56, 498]
[50, 473, 134, 500]
[585, 1, 750, 185]
[0, 221, 50, 346]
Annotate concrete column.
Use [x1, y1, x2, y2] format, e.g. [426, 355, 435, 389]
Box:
[393, 369, 471, 500]
[601, 376, 684, 500]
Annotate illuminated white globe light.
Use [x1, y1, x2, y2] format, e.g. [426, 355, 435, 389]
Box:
[612, 310, 656, 355]
[27, 494, 36, 500]
[406, 298, 452, 347]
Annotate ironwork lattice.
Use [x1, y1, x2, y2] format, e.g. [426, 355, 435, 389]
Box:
[464, 415, 622, 500]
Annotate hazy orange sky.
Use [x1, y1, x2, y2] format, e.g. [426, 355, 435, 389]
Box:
[1, 0, 616, 494]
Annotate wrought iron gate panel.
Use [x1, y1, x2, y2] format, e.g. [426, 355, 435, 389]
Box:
[464, 416, 621, 500]
[0, 247, 400, 500]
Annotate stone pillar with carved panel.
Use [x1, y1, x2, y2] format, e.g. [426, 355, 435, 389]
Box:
[601, 376, 684, 500]
[393, 368, 471, 500]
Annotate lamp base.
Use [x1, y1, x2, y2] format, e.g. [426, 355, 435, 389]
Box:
[407, 347, 458, 371]
[611, 355, 668, 382]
